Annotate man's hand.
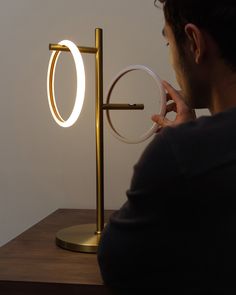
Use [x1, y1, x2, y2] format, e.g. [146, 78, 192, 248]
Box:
[152, 81, 196, 131]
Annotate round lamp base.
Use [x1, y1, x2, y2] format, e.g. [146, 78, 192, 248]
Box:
[55, 223, 101, 253]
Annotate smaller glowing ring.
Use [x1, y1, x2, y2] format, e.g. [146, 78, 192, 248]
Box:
[105, 65, 166, 144]
[47, 40, 85, 128]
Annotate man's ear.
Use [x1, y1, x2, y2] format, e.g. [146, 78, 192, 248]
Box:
[184, 23, 205, 64]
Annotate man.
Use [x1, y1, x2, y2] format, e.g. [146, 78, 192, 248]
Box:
[98, 1, 236, 293]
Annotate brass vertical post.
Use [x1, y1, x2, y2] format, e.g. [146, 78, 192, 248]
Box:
[95, 28, 104, 234]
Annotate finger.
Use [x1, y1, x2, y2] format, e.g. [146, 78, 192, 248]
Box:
[162, 80, 184, 104]
[151, 114, 172, 127]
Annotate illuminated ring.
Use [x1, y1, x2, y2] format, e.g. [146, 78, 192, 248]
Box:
[105, 65, 166, 144]
[47, 40, 85, 128]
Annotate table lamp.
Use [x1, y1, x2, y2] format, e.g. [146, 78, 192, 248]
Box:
[47, 28, 166, 253]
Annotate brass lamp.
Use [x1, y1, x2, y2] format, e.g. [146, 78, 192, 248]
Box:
[47, 28, 146, 253]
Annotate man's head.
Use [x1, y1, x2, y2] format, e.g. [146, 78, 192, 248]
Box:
[155, 0, 236, 110]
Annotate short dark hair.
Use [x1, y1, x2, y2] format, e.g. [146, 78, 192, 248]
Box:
[155, 0, 236, 70]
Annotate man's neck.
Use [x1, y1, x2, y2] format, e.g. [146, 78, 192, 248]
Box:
[208, 65, 236, 114]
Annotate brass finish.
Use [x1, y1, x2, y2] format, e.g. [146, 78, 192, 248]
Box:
[55, 224, 100, 253]
[50, 28, 144, 253]
[95, 28, 104, 235]
[48, 50, 63, 122]
[103, 103, 144, 110]
[49, 44, 97, 54]
[51, 28, 105, 253]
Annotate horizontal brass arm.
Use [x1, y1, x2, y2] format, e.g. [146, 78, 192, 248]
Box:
[102, 103, 144, 110]
[49, 44, 98, 54]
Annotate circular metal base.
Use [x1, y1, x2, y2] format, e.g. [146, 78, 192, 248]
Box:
[55, 224, 101, 253]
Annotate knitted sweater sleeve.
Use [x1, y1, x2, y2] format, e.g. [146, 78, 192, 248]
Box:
[97, 128, 181, 289]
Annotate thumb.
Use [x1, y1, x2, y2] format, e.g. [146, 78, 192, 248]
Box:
[151, 114, 172, 127]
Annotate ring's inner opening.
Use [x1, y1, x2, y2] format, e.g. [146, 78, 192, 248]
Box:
[54, 52, 77, 121]
[107, 70, 162, 140]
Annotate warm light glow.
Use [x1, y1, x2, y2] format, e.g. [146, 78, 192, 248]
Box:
[47, 40, 85, 128]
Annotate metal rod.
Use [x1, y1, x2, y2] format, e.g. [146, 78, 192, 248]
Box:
[95, 28, 104, 235]
[103, 103, 144, 110]
[49, 44, 97, 54]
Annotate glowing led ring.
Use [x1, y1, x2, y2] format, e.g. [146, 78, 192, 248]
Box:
[47, 40, 85, 128]
[105, 65, 166, 144]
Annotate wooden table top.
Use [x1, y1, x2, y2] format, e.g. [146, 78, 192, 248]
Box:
[0, 209, 114, 295]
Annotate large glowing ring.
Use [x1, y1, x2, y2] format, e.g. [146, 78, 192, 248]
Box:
[47, 40, 85, 128]
[105, 65, 166, 144]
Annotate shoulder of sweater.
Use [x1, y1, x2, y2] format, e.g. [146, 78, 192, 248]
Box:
[160, 107, 236, 177]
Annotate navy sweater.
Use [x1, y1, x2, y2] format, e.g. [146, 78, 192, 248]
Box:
[98, 107, 236, 294]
